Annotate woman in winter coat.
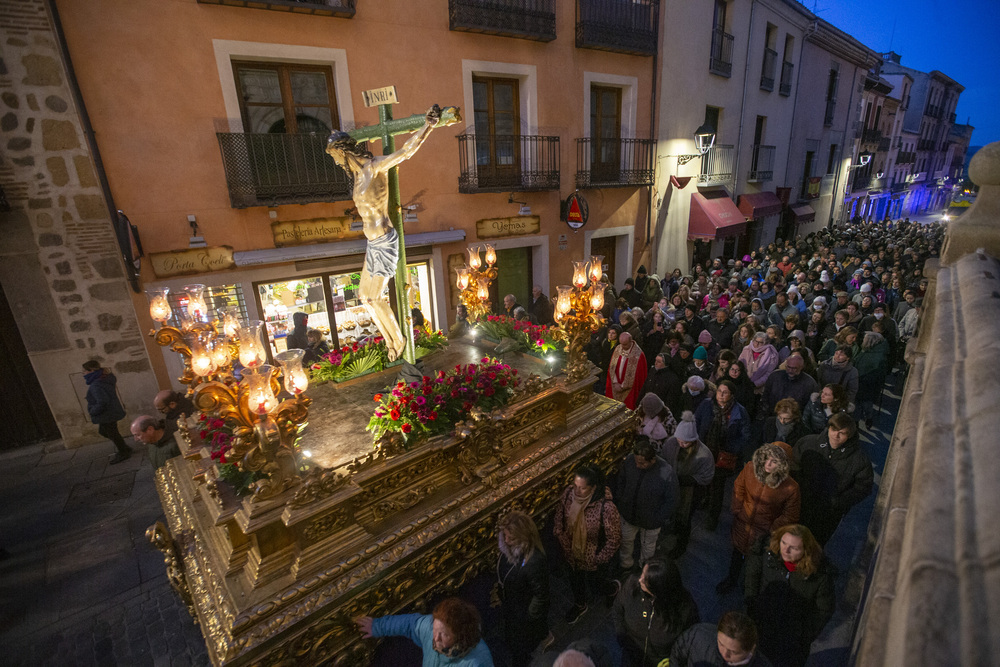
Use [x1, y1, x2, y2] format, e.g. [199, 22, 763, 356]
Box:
[745, 524, 835, 667]
[853, 323, 890, 428]
[83, 360, 132, 464]
[802, 384, 850, 434]
[496, 510, 550, 667]
[818, 326, 859, 363]
[553, 464, 622, 624]
[612, 558, 699, 667]
[738, 332, 780, 390]
[660, 412, 716, 558]
[696, 380, 751, 531]
[725, 361, 759, 421]
[815, 345, 860, 407]
[730, 322, 756, 358]
[761, 398, 810, 451]
[636, 392, 677, 451]
[717, 443, 800, 594]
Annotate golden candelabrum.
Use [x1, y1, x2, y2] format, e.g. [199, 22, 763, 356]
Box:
[553, 255, 606, 384]
[145, 285, 310, 501]
[455, 243, 498, 321]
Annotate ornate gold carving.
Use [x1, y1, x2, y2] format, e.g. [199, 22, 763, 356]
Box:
[289, 466, 352, 509]
[372, 483, 436, 521]
[509, 373, 552, 404]
[302, 508, 350, 542]
[146, 520, 197, 622]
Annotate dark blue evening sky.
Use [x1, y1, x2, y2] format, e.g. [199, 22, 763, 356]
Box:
[813, 0, 1000, 147]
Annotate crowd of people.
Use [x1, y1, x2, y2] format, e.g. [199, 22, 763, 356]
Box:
[362, 219, 941, 667]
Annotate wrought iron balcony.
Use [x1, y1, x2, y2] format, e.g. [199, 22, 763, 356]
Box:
[576, 0, 659, 56]
[458, 133, 560, 193]
[862, 128, 883, 144]
[449, 0, 556, 42]
[897, 151, 915, 164]
[779, 61, 794, 96]
[575, 138, 654, 189]
[747, 144, 775, 182]
[698, 144, 735, 186]
[196, 0, 355, 17]
[760, 48, 777, 91]
[216, 132, 352, 208]
[709, 27, 734, 77]
[878, 137, 891, 152]
[824, 99, 836, 126]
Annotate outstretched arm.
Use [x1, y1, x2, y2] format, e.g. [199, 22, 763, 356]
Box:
[375, 105, 441, 173]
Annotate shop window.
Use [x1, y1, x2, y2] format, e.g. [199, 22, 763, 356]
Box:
[167, 284, 246, 330]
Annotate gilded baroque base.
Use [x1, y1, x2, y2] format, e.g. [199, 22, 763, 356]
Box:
[152, 372, 636, 666]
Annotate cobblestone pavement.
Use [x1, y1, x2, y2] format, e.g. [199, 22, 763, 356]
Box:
[0, 437, 209, 667]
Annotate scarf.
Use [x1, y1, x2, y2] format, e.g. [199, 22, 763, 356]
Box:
[567, 490, 592, 564]
[706, 398, 733, 454]
[775, 419, 794, 441]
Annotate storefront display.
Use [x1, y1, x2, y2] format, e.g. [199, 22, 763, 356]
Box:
[258, 277, 330, 356]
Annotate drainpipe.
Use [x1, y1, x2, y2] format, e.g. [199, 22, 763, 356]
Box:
[47, 1, 121, 242]
[728, 0, 755, 255]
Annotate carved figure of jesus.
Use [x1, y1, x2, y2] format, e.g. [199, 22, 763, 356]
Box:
[325, 105, 441, 361]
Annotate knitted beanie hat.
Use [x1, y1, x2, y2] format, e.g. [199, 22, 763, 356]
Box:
[675, 410, 699, 442]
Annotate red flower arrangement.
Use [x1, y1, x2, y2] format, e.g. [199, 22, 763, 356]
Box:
[367, 357, 518, 443]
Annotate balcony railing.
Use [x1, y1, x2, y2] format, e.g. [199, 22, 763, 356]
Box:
[779, 61, 794, 96]
[760, 48, 777, 91]
[878, 137, 891, 152]
[925, 104, 943, 119]
[196, 0, 356, 17]
[449, 0, 556, 42]
[897, 151, 915, 164]
[575, 138, 654, 189]
[862, 128, 883, 144]
[576, 0, 659, 56]
[890, 181, 908, 193]
[458, 133, 560, 193]
[824, 98, 836, 126]
[709, 27, 734, 77]
[216, 132, 352, 208]
[747, 144, 775, 182]
[698, 144, 735, 186]
[917, 139, 934, 151]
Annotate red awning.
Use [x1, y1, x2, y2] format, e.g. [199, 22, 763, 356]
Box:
[791, 204, 815, 222]
[737, 191, 783, 219]
[688, 192, 747, 240]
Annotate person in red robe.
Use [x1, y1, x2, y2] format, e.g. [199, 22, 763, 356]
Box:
[606, 332, 647, 410]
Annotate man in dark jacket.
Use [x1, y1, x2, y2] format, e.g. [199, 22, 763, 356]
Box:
[640, 354, 684, 420]
[671, 612, 772, 667]
[621, 278, 642, 308]
[530, 285, 554, 326]
[84, 360, 132, 464]
[793, 413, 874, 544]
[613, 439, 678, 572]
[761, 353, 817, 414]
[705, 307, 738, 350]
[285, 311, 310, 353]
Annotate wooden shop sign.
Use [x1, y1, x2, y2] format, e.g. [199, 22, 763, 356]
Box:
[150, 246, 235, 278]
[271, 217, 365, 247]
[475, 215, 540, 240]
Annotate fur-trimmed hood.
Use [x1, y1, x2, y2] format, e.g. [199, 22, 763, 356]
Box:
[753, 443, 791, 488]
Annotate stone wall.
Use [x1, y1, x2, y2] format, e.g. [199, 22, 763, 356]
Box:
[0, 0, 156, 446]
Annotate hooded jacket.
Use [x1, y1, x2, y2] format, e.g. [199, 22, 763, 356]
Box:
[730, 444, 800, 554]
[84, 369, 126, 425]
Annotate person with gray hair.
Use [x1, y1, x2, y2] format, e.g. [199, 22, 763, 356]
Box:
[130, 414, 180, 470]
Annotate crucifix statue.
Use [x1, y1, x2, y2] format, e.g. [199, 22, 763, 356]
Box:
[326, 102, 460, 364]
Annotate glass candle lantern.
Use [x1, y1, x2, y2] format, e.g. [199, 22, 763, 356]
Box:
[187, 333, 216, 377]
[476, 276, 490, 302]
[146, 287, 172, 323]
[572, 261, 590, 290]
[484, 243, 497, 267]
[589, 256, 604, 285]
[210, 335, 230, 369]
[218, 306, 241, 338]
[238, 320, 267, 368]
[556, 285, 573, 316]
[456, 266, 470, 291]
[183, 284, 208, 322]
[242, 364, 278, 416]
[275, 349, 309, 395]
[590, 284, 605, 312]
[468, 246, 482, 271]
